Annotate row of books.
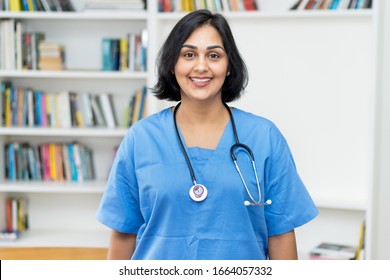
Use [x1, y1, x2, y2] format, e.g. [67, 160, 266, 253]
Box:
[123, 86, 148, 127]
[309, 221, 365, 260]
[0, 82, 148, 128]
[158, 0, 258, 12]
[4, 141, 95, 182]
[1, 82, 117, 128]
[0, 0, 75, 12]
[290, 0, 372, 10]
[102, 29, 148, 72]
[1, 197, 28, 241]
[0, 19, 49, 71]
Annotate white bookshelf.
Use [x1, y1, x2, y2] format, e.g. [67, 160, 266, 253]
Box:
[0, 0, 150, 248]
[0, 0, 381, 258]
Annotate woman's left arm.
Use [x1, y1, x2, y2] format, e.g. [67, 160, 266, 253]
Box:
[268, 230, 298, 260]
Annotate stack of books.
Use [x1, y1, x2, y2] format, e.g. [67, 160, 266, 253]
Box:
[38, 42, 65, 70]
[1, 198, 28, 241]
[310, 220, 366, 260]
[309, 242, 357, 260]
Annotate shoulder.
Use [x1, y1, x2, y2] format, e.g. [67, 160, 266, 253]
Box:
[119, 107, 173, 153]
[125, 107, 172, 136]
[233, 108, 284, 138]
[232, 108, 289, 160]
[133, 107, 171, 129]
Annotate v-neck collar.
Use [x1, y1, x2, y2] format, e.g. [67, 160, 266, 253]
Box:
[167, 106, 236, 152]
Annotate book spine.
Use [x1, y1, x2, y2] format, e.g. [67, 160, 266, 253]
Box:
[102, 38, 112, 71]
[99, 93, 116, 128]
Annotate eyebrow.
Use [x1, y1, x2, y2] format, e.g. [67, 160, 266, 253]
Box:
[182, 44, 225, 51]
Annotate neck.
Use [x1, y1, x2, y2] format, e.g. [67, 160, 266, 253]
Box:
[173, 101, 232, 149]
[175, 100, 228, 125]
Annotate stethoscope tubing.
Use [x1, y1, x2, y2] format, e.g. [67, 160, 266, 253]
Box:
[173, 102, 263, 206]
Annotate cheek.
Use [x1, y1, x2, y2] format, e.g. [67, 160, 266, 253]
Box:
[174, 59, 191, 75]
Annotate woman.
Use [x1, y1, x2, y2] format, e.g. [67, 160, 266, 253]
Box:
[96, 9, 318, 260]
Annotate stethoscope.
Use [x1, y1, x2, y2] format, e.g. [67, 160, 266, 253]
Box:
[173, 102, 272, 207]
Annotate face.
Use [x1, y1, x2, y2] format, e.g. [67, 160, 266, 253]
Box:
[174, 24, 229, 104]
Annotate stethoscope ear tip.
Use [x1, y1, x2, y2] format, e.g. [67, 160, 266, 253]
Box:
[244, 199, 272, 207]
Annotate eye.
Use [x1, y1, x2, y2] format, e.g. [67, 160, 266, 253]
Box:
[183, 52, 196, 59]
[208, 53, 220, 60]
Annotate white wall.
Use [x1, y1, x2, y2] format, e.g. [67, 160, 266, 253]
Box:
[369, 0, 390, 260]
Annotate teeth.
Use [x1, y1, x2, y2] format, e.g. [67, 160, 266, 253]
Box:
[191, 78, 211, 83]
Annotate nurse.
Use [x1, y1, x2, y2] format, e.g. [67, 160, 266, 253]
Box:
[96, 9, 318, 260]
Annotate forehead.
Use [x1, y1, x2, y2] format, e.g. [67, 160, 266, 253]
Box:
[184, 25, 224, 46]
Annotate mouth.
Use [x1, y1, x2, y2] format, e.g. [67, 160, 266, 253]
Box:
[190, 77, 212, 86]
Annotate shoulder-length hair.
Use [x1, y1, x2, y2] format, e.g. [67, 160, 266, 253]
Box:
[152, 9, 248, 103]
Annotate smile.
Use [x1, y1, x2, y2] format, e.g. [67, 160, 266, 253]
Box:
[190, 77, 212, 83]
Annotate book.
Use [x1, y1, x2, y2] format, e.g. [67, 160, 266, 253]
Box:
[309, 242, 357, 260]
[48, 143, 57, 180]
[72, 142, 83, 182]
[111, 39, 120, 71]
[56, 91, 72, 128]
[355, 220, 366, 260]
[329, 0, 341, 9]
[31, 32, 46, 70]
[69, 92, 84, 127]
[57, 0, 75, 11]
[9, 0, 22, 11]
[40, 0, 52, 11]
[119, 37, 128, 71]
[304, 0, 317, 9]
[35, 0, 47, 11]
[102, 38, 112, 71]
[90, 94, 106, 127]
[7, 143, 16, 181]
[99, 93, 117, 128]
[0, 230, 21, 241]
[66, 142, 77, 181]
[290, 0, 303, 9]
[40, 144, 51, 181]
[15, 21, 23, 70]
[3, 197, 29, 236]
[62, 143, 71, 181]
[80, 92, 94, 127]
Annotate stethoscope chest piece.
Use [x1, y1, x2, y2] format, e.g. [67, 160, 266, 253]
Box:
[189, 184, 208, 202]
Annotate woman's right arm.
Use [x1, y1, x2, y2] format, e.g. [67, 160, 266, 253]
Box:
[107, 230, 137, 260]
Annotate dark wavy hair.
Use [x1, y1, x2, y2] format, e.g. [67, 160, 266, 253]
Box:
[152, 9, 248, 102]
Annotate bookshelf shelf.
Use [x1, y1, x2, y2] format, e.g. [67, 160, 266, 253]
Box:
[0, 127, 127, 137]
[0, 181, 106, 193]
[0, 70, 148, 79]
[311, 192, 367, 211]
[0, 11, 148, 20]
[156, 9, 373, 21]
[0, 229, 110, 248]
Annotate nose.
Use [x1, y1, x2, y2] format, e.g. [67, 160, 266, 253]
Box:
[194, 56, 208, 73]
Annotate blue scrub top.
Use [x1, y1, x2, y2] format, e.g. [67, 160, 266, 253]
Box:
[96, 107, 319, 260]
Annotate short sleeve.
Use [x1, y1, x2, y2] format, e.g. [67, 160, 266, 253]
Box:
[264, 126, 319, 236]
[96, 129, 144, 233]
